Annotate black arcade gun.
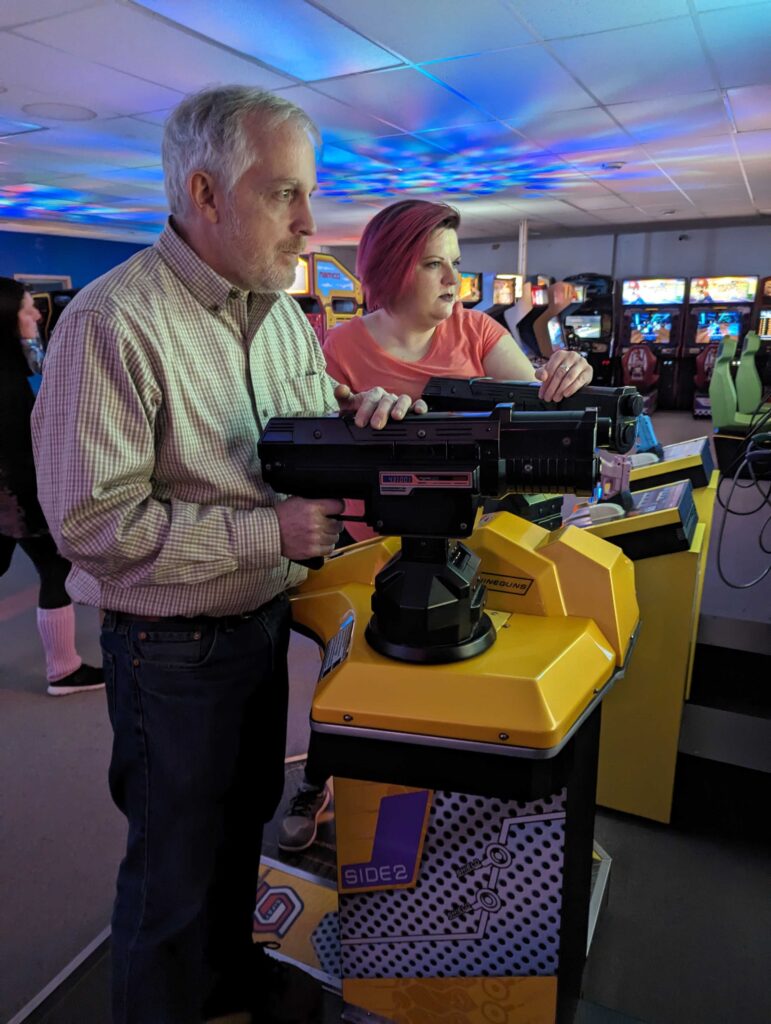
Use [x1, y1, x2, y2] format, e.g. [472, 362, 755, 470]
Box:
[618, 278, 687, 412]
[560, 273, 616, 386]
[684, 275, 758, 417]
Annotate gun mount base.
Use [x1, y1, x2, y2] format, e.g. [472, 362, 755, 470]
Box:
[364, 537, 496, 664]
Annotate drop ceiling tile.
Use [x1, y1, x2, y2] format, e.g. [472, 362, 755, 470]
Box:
[132, 0, 402, 80]
[728, 85, 771, 132]
[314, 67, 491, 133]
[0, 0, 100, 28]
[735, 127, 771, 160]
[550, 18, 713, 103]
[415, 122, 534, 160]
[7, 124, 162, 167]
[516, 106, 630, 152]
[429, 46, 593, 121]
[314, 0, 535, 62]
[511, 1, 689, 38]
[609, 92, 729, 143]
[0, 32, 185, 116]
[131, 108, 173, 127]
[17, 4, 293, 94]
[694, 0, 765, 8]
[272, 86, 399, 141]
[698, 4, 771, 88]
[592, 208, 667, 223]
[568, 194, 634, 211]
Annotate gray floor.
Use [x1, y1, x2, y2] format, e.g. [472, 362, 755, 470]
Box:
[1, 409, 769, 1024]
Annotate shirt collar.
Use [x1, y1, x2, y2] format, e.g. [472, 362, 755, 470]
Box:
[155, 218, 261, 314]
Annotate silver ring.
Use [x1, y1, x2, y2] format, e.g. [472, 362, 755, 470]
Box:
[561, 364, 570, 374]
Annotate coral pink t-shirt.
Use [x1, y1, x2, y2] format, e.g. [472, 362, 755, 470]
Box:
[323, 303, 508, 540]
[323, 303, 507, 402]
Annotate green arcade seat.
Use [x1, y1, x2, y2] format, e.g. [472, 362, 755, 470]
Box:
[708, 336, 753, 431]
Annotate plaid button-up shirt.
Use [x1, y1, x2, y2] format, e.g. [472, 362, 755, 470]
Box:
[32, 221, 338, 616]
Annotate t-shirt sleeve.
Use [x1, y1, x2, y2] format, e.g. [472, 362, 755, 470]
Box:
[322, 327, 355, 391]
[473, 310, 510, 359]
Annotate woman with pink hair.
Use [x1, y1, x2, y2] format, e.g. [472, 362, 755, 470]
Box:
[277, 200, 592, 855]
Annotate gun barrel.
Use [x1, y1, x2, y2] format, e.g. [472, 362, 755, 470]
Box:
[422, 377, 642, 453]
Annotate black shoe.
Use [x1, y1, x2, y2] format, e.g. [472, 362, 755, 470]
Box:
[47, 663, 105, 697]
[277, 783, 331, 853]
[253, 942, 322, 1023]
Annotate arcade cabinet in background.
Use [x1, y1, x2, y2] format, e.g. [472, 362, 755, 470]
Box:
[751, 275, 771, 385]
[287, 253, 364, 344]
[484, 273, 523, 321]
[617, 278, 687, 412]
[684, 275, 757, 417]
[533, 282, 578, 360]
[561, 274, 616, 386]
[515, 276, 553, 365]
[458, 271, 483, 308]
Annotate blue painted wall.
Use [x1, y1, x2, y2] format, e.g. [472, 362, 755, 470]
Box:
[0, 231, 151, 288]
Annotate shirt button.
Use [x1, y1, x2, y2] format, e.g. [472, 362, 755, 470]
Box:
[210, 304, 220, 314]
[138, 631, 147, 640]
[132, 658, 140, 667]
[229, 288, 239, 300]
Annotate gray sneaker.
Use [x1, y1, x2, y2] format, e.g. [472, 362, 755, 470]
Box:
[277, 783, 331, 852]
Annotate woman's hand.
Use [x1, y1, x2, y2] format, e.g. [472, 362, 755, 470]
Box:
[535, 351, 593, 402]
[334, 384, 427, 428]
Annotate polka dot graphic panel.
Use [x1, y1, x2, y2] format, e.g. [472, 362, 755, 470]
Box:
[339, 788, 566, 979]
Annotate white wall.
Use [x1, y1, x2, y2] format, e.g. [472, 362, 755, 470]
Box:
[327, 223, 771, 302]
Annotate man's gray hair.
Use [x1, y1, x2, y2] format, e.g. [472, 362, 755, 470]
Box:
[162, 85, 320, 216]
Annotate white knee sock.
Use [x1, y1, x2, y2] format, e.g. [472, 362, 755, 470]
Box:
[36, 605, 82, 682]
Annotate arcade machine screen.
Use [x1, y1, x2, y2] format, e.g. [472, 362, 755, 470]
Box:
[629, 311, 672, 346]
[531, 285, 548, 306]
[492, 275, 522, 305]
[695, 310, 741, 343]
[459, 272, 483, 306]
[564, 314, 601, 340]
[622, 278, 686, 306]
[689, 276, 758, 304]
[547, 318, 566, 350]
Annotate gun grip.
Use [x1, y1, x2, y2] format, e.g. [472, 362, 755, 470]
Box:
[295, 557, 325, 570]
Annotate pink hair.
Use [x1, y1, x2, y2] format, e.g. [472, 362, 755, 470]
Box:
[356, 200, 460, 312]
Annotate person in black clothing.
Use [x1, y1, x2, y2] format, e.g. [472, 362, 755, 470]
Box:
[0, 277, 102, 695]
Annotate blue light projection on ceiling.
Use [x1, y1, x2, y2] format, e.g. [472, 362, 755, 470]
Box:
[0, 183, 165, 228]
[318, 134, 580, 200]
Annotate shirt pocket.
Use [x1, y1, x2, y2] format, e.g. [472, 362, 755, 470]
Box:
[276, 369, 329, 417]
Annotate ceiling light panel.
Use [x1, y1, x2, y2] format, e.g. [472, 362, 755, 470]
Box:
[314, 0, 535, 63]
[131, 0, 402, 80]
[429, 46, 593, 120]
[18, 4, 294, 94]
[549, 18, 712, 103]
[510, 0, 688, 39]
[271, 86, 399, 142]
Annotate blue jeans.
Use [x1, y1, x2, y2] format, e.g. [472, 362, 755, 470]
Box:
[101, 594, 291, 1024]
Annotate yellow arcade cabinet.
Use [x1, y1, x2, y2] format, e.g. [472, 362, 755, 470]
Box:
[287, 252, 364, 344]
[260, 405, 640, 1024]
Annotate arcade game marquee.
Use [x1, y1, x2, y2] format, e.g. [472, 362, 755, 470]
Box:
[287, 252, 364, 343]
[258, 399, 641, 1024]
[617, 277, 687, 411]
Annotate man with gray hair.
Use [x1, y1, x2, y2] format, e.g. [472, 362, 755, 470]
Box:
[33, 85, 422, 1024]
